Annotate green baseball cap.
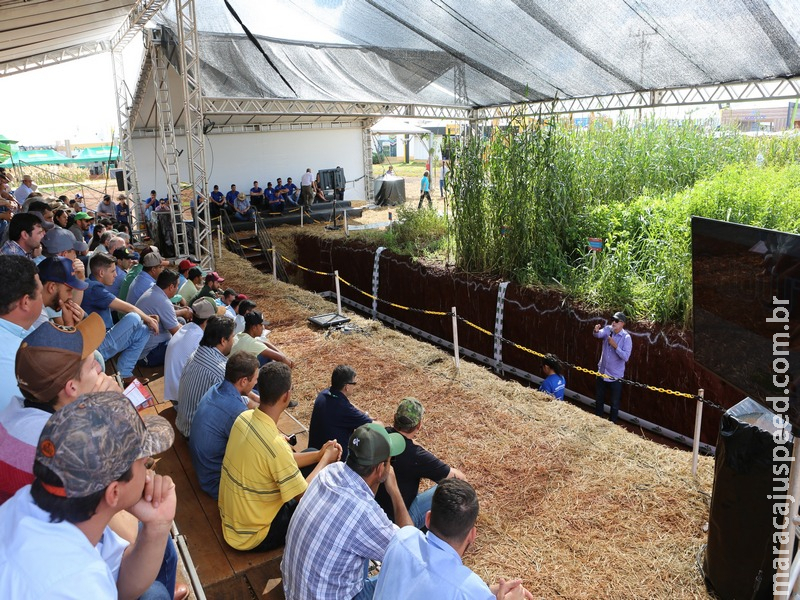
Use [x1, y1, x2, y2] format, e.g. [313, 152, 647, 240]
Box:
[35, 391, 174, 498]
[395, 397, 424, 429]
[348, 423, 405, 466]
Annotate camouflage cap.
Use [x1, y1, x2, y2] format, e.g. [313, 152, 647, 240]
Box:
[394, 397, 424, 430]
[35, 391, 175, 498]
[348, 422, 405, 467]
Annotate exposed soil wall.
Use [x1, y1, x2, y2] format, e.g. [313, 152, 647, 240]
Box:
[293, 234, 742, 445]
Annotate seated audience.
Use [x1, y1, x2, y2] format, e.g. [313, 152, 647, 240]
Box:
[95, 194, 115, 219]
[0, 313, 111, 503]
[234, 298, 256, 335]
[88, 223, 106, 252]
[144, 189, 158, 220]
[175, 315, 235, 437]
[308, 364, 372, 460]
[220, 288, 237, 318]
[0, 256, 42, 411]
[163, 297, 216, 403]
[115, 193, 131, 234]
[375, 398, 466, 528]
[285, 177, 299, 205]
[0, 212, 45, 259]
[34, 257, 87, 329]
[109, 247, 135, 297]
[177, 258, 197, 287]
[190, 271, 224, 304]
[250, 181, 265, 208]
[233, 192, 256, 222]
[155, 198, 170, 213]
[209, 184, 226, 218]
[134, 269, 187, 367]
[127, 250, 166, 306]
[178, 266, 203, 303]
[231, 310, 294, 368]
[0, 391, 176, 598]
[225, 184, 239, 209]
[68, 211, 93, 244]
[266, 182, 283, 212]
[539, 353, 566, 400]
[81, 252, 158, 387]
[220, 362, 341, 551]
[189, 352, 260, 499]
[374, 479, 534, 600]
[282, 423, 411, 599]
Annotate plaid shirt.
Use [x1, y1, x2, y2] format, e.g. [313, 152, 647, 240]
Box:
[0, 240, 29, 259]
[282, 462, 397, 600]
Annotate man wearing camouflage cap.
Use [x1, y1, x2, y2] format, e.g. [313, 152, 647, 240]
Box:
[283, 423, 413, 600]
[0, 391, 176, 598]
[375, 397, 467, 528]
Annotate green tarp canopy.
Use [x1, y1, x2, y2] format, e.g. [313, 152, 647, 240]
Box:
[0, 148, 70, 168]
[71, 146, 120, 164]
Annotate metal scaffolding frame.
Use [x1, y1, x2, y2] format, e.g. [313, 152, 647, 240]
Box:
[175, 0, 213, 270]
[475, 76, 800, 120]
[149, 27, 190, 259]
[0, 41, 109, 78]
[111, 48, 145, 238]
[361, 119, 378, 205]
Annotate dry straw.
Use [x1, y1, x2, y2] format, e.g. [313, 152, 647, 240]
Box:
[217, 248, 715, 599]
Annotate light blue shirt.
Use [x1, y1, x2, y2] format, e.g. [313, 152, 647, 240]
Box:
[126, 270, 156, 307]
[135, 285, 179, 357]
[374, 528, 493, 599]
[0, 318, 35, 411]
[594, 326, 632, 381]
[188, 380, 248, 499]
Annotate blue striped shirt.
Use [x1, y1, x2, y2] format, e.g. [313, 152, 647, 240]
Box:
[282, 462, 397, 600]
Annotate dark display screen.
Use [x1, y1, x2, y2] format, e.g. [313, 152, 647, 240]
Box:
[692, 217, 800, 407]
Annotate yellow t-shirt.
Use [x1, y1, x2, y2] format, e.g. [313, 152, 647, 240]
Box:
[218, 409, 307, 550]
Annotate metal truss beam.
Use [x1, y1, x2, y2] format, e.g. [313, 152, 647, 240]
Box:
[175, 0, 212, 269]
[0, 41, 108, 78]
[202, 98, 473, 121]
[111, 0, 171, 51]
[149, 29, 189, 259]
[475, 77, 800, 120]
[111, 48, 144, 239]
[131, 120, 369, 138]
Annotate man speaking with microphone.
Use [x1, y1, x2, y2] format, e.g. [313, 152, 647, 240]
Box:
[592, 311, 633, 424]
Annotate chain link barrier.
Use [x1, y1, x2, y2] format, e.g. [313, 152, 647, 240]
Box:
[249, 246, 721, 411]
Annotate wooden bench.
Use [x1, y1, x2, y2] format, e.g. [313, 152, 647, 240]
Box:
[157, 407, 286, 600]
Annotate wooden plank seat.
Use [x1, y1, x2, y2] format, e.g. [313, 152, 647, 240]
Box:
[157, 407, 285, 600]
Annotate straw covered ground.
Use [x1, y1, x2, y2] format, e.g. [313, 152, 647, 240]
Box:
[217, 248, 715, 600]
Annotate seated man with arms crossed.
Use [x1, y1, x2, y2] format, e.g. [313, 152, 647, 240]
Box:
[0, 391, 177, 599]
[375, 479, 534, 600]
[219, 362, 341, 551]
[375, 397, 466, 528]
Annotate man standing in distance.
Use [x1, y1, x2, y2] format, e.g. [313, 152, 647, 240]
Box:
[593, 311, 632, 423]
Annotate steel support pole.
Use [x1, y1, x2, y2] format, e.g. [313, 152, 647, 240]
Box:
[175, 0, 213, 269]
